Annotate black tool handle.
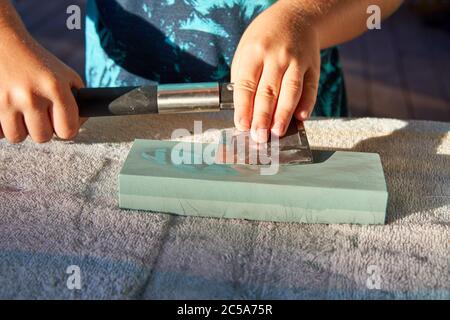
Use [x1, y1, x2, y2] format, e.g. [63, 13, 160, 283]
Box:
[74, 86, 158, 117]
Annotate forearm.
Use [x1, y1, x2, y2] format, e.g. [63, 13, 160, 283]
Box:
[0, 0, 29, 41]
[284, 0, 403, 49]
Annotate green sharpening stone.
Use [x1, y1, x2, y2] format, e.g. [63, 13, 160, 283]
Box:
[119, 139, 388, 225]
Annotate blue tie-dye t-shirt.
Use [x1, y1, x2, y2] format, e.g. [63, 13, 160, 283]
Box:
[86, 0, 347, 117]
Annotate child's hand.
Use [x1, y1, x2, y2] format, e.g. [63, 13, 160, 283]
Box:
[0, 31, 84, 144]
[231, 1, 321, 142]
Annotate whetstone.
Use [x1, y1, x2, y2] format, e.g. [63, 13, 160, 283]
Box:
[119, 139, 388, 225]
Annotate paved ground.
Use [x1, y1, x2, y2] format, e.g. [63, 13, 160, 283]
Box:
[12, 0, 450, 121]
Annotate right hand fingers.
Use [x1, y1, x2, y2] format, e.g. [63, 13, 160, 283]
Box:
[294, 69, 320, 121]
[231, 48, 263, 132]
[250, 62, 285, 143]
[271, 64, 304, 137]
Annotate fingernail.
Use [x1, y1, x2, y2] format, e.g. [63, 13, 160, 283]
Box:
[271, 122, 285, 136]
[300, 111, 309, 120]
[251, 128, 268, 143]
[238, 118, 250, 131]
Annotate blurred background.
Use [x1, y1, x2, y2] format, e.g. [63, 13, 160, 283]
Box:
[12, 0, 450, 121]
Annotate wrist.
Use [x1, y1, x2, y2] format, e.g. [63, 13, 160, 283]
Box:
[275, 0, 325, 48]
[0, 2, 30, 42]
[0, 21, 34, 53]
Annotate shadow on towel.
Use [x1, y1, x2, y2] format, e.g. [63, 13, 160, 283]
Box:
[335, 122, 449, 224]
[0, 247, 438, 300]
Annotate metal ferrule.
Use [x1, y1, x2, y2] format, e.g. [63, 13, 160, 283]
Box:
[157, 82, 220, 114]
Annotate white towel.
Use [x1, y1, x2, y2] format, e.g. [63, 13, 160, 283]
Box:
[0, 115, 448, 299]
